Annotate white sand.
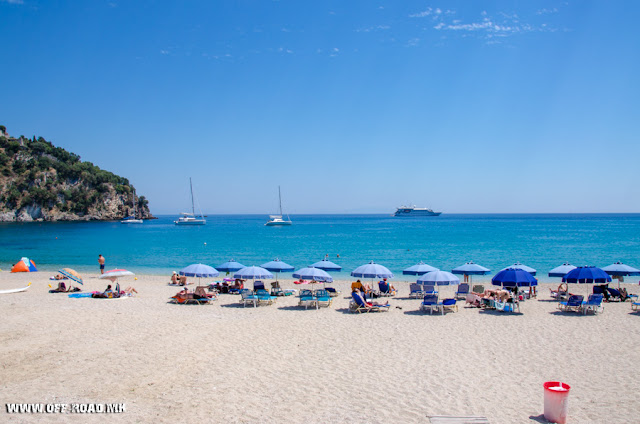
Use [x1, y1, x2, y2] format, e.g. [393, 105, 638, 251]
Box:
[1, 271, 639, 423]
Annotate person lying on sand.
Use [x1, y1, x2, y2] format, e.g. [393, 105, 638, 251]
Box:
[121, 286, 138, 295]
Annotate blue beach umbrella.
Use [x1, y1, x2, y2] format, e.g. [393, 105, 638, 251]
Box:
[562, 266, 611, 285]
[351, 261, 394, 279]
[500, 262, 537, 276]
[292, 267, 333, 283]
[216, 259, 246, 273]
[261, 258, 294, 281]
[179, 263, 220, 284]
[602, 262, 640, 277]
[261, 259, 295, 272]
[452, 261, 491, 275]
[417, 270, 460, 286]
[179, 263, 220, 278]
[452, 261, 490, 284]
[548, 263, 577, 278]
[403, 261, 439, 276]
[491, 268, 538, 287]
[234, 266, 274, 280]
[309, 258, 342, 271]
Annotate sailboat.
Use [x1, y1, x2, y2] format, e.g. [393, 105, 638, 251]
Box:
[121, 189, 143, 224]
[175, 178, 206, 225]
[265, 186, 292, 226]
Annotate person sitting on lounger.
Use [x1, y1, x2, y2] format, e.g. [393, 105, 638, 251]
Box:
[619, 287, 630, 301]
[353, 288, 389, 307]
[171, 272, 179, 284]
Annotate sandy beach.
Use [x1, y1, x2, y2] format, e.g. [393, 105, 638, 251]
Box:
[1, 271, 639, 423]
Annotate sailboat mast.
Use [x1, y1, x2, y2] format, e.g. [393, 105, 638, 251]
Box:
[190, 178, 195, 216]
[278, 186, 283, 216]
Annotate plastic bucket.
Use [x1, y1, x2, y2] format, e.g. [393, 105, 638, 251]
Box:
[544, 381, 571, 423]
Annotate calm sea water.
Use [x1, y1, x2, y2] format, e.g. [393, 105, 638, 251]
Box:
[1, 214, 639, 282]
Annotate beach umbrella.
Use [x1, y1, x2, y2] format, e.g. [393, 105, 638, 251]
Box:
[216, 260, 246, 273]
[309, 258, 342, 271]
[351, 261, 394, 279]
[179, 263, 219, 285]
[491, 268, 538, 288]
[562, 266, 611, 284]
[548, 263, 577, 278]
[403, 261, 439, 276]
[417, 270, 460, 294]
[11, 257, 37, 273]
[293, 266, 333, 290]
[261, 258, 294, 281]
[99, 269, 134, 287]
[500, 262, 537, 276]
[234, 266, 274, 280]
[58, 268, 83, 285]
[562, 266, 612, 298]
[452, 261, 490, 284]
[179, 263, 220, 278]
[602, 262, 640, 277]
[292, 267, 333, 282]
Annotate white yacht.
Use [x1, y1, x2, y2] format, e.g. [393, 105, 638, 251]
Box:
[265, 186, 292, 226]
[175, 178, 206, 225]
[121, 189, 143, 224]
[394, 205, 442, 217]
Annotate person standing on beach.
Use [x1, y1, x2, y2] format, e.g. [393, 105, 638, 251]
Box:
[98, 254, 105, 274]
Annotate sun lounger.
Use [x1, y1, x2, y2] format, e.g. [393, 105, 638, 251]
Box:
[349, 291, 390, 313]
[422, 285, 438, 296]
[455, 283, 470, 300]
[409, 283, 424, 299]
[441, 298, 458, 313]
[558, 295, 584, 312]
[298, 289, 317, 309]
[632, 301, 640, 311]
[315, 289, 332, 308]
[253, 281, 265, 291]
[378, 281, 396, 297]
[255, 289, 276, 305]
[420, 294, 441, 315]
[324, 287, 341, 297]
[495, 299, 519, 313]
[240, 289, 258, 307]
[580, 294, 604, 314]
[471, 285, 484, 294]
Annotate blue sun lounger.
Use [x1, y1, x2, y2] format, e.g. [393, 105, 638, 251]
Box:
[558, 295, 584, 312]
[580, 294, 604, 315]
[420, 294, 440, 315]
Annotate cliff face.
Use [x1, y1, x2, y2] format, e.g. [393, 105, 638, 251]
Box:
[0, 125, 154, 222]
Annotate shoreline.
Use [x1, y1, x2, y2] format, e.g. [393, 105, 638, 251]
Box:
[1, 271, 639, 423]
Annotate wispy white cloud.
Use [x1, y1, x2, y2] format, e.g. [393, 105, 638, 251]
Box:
[536, 8, 558, 15]
[426, 9, 557, 41]
[355, 24, 390, 33]
[1, 0, 25, 4]
[160, 50, 169, 55]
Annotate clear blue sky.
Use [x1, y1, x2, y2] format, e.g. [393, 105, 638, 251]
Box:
[1, 0, 638, 214]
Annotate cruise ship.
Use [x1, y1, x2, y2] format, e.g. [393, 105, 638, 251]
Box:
[393, 205, 442, 217]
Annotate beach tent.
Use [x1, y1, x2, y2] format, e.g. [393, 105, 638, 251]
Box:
[11, 257, 37, 273]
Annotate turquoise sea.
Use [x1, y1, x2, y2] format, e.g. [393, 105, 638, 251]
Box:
[1, 214, 639, 282]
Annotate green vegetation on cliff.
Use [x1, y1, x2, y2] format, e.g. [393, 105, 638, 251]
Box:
[0, 125, 152, 221]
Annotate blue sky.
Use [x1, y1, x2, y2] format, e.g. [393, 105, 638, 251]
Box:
[1, 0, 638, 214]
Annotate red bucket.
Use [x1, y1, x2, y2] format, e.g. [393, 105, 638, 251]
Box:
[543, 381, 571, 424]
